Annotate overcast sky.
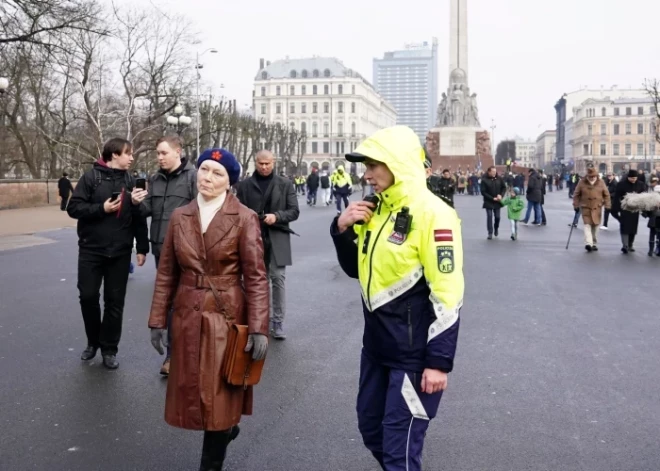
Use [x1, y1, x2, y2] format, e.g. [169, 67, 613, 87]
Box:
[131, 0, 660, 143]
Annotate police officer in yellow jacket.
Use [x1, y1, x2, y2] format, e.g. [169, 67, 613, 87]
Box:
[330, 126, 464, 471]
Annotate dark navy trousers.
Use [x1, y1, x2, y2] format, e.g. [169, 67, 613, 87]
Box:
[357, 352, 443, 471]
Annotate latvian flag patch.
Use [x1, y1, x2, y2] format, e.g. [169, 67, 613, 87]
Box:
[434, 229, 453, 242]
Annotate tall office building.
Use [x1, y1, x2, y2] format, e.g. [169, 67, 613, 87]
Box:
[373, 39, 438, 142]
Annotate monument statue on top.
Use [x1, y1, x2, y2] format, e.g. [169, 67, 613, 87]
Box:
[437, 0, 480, 127]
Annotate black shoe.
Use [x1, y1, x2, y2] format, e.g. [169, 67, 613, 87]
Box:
[487, 234, 493, 240]
[102, 354, 119, 369]
[511, 235, 515, 241]
[585, 245, 592, 252]
[230, 425, 240, 442]
[494, 229, 498, 237]
[592, 246, 598, 252]
[81, 346, 98, 361]
[629, 246, 635, 252]
[621, 246, 629, 254]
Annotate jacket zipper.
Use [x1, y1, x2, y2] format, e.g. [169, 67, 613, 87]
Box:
[153, 177, 170, 244]
[407, 301, 413, 348]
[365, 209, 391, 311]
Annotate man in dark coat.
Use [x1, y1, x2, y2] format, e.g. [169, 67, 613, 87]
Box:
[480, 166, 506, 239]
[57, 172, 74, 210]
[602, 172, 618, 229]
[522, 168, 543, 225]
[236, 150, 300, 339]
[306, 168, 320, 206]
[613, 169, 646, 253]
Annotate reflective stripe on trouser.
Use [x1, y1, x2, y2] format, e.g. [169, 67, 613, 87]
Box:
[583, 224, 598, 245]
[357, 352, 442, 471]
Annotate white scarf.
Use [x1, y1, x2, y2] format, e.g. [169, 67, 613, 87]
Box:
[197, 192, 227, 234]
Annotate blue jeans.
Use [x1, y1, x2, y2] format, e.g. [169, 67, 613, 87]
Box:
[523, 202, 541, 224]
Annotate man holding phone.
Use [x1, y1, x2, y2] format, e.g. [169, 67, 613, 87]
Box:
[67, 138, 149, 370]
[130, 135, 197, 376]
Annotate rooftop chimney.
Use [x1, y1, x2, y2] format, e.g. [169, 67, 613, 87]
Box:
[266, 61, 271, 66]
[259, 58, 264, 69]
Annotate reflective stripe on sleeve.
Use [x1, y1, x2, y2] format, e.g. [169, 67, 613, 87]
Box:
[428, 293, 462, 341]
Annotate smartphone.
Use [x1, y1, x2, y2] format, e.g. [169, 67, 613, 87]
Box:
[135, 178, 146, 190]
[111, 191, 122, 202]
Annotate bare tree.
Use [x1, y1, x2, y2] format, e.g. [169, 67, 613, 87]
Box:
[644, 79, 660, 145]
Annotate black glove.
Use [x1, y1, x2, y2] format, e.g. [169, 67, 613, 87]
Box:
[574, 207, 580, 213]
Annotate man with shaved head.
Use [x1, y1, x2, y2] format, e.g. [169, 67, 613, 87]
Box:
[236, 150, 300, 339]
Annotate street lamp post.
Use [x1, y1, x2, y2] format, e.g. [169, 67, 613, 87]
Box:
[195, 48, 218, 160]
[490, 119, 496, 159]
[166, 105, 192, 135]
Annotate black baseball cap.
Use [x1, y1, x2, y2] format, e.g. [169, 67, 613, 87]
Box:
[345, 152, 368, 163]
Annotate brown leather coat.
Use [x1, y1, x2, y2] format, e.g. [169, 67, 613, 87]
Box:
[148, 193, 270, 431]
[573, 177, 611, 226]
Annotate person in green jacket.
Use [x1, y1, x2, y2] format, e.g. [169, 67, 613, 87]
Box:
[501, 187, 526, 240]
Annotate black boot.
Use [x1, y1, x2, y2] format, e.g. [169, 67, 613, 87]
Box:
[371, 451, 386, 470]
[629, 234, 636, 252]
[649, 242, 655, 257]
[199, 427, 240, 471]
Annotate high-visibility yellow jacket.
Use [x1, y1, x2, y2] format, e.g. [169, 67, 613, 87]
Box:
[333, 166, 352, 192]
[331, 126, 464, 372]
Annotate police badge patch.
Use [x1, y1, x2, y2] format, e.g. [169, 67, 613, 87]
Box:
[436, 246, 454, 273]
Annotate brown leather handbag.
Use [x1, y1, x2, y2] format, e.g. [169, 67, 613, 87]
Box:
[204, 274, 266, 389]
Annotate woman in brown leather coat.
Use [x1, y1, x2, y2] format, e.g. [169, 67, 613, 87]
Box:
[148, 148, 270, 471]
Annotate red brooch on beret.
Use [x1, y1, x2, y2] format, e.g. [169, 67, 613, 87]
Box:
[211, 150, 222, 161]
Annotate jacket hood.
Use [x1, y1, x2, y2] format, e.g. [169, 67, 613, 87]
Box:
[337, 165, 345, 172]
[350, 126, 425, 208]
[93, 159, 126, 175]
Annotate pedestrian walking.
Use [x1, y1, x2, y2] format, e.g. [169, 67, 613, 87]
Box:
[522, 168, 543, 225]
[67, 138, 149, 369]
[319, 170, 331, 205]
[601, 173, 618, 229]
[426, 160, 456, 208]
[501, 187, 525, 240]
[306, 168, 319, 206]
[612, 169, 646, 253]
[57, 172, 74, 211]
[331, 126, 463, 471]
[148, 148, 270, 471]
[572, 167, 610, 252]
[333, 165, 352, 214]
[235, 150, 299, 340]
[130, 135, 197, 376]
[480, 166, 506, 239]
[643, 178, 660, 256]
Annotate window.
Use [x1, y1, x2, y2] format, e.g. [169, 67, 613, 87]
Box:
[324, 103, 329, 113]
[313, 102, 318, 113]
[626, 107, 631, 116]
[600, 124, 606, 135]
[290, 85, 295, 96]
[625, 143, 632, 155]
[652, 123, 657, 134]
[312, 142, 318, 153]
[301, 122, 307, 135]
[302, 103, 307, 114]
[313, 70, 319, 78]
[324, 69, 331, 77]
[651, 142, 656, 155]
[301, 70, 308, 78]
[600, 143, 606, 156]
[351, 122, 356, 137]
[336, 142, 340, 155]
[637, 106, 643, 115]
[351, 102, 356, 113]
[338, 85, 343, 95]
[313, 85, 318, 95]
[260, 87, 265, 97]
[338, 102, 344, 113]
[583, 144, 589, 156]
[323, 142, 329, 154]
[613, 143, 620, 155]
[302, 85, 306, 96]
[312, 122, 318, 137]
[637, 143, 644, 155]
[276, 86, 281, 96]
[290, 104, 295, 114]
[324, 85, 329, 95]
[324, 122, 329, 137]
[625, 123, 631, 134]
[614, 124, 620, 135]
[352, 85, 355, 94]
[276, 103, 281, 114]
[341, 142, 345, 154]
[614, 108, 620, 116]
[338, 122, 343, 137]
[261, 71, 268, 80]
[290, 70, 297, 78]
[652, 106, 657, 115]
[260, 104, 266, 115]
[587, 124, 592, 136]
[638, 123, 644, 134]
[290, 122, 295, 129]
[601, 107, 606, 117]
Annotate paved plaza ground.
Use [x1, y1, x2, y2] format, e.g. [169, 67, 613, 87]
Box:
[1, 189, 659, 470]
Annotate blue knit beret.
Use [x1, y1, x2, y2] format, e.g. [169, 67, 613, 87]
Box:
[197, 148, 241, 185]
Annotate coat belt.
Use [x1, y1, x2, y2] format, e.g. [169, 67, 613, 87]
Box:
[180, 272, 240, 289]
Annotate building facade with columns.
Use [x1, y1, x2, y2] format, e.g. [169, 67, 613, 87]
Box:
[514, 138, 537, 167]
[534, 131, 556, 169]
[570, 97, 658, 174]
[253, 57, 397, 174]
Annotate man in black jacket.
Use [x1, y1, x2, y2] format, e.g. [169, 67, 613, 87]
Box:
[131, 135, 196, 375]
[67, 138, 149, 369]
[522, 168, 543, 225]
[480, 166, 506, 239]
[236, 150, 300, 340]
[602, 173, 618, 229]
[306, 168, 320, 206]
[57, 172, 74, 211]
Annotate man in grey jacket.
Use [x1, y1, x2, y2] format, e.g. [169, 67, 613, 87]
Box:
[131, 135, 197, 374]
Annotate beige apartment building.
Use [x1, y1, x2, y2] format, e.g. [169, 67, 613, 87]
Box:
[571, 97, 658, 174]
[535, 130, 556, 169]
